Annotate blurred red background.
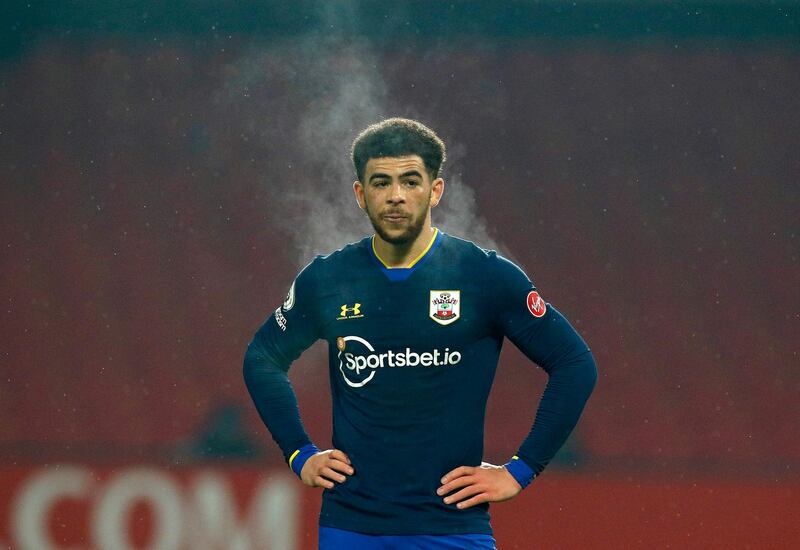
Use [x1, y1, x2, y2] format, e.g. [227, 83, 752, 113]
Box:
[1, 3, 797, 547]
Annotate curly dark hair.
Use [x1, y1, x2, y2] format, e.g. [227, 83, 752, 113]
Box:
[351, 118, 447, 182]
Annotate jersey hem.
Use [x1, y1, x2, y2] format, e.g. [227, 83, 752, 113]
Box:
[318, 516, 493, 537]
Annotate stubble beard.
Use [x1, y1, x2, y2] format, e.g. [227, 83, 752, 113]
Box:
[364, 198, 430, 246]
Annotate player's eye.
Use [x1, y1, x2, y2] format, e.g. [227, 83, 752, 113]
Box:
[404, 180, 419, 187]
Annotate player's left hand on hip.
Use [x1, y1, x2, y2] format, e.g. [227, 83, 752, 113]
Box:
[437, 462, 522, 510]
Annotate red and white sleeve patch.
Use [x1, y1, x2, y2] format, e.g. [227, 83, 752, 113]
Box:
[526, 290, 547, 317]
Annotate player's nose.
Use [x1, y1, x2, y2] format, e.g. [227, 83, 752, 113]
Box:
[387, 181, 406, 203]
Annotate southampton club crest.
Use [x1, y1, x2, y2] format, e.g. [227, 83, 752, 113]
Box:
[429, 290, 460, 325]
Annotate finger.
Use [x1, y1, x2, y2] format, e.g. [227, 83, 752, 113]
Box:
[441, 466, 474, 484]
[443, 484, 483, 505]
[320, 466, 347, 483]
[327, 458, 355, 475]
[437, 474, 475, 496]
[330, 449, 351, 465]
[314, 476, 335, 489]
[455, 492, 490, 510]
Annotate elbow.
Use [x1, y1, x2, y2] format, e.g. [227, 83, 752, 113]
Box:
[557, 349, 597, 399]
[582, 351, 598, 396]
[242, 345, 260, 388]
[243, 344, 288, 391]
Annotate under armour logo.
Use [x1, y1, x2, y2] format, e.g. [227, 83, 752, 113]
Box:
[338, 303, 363, 320]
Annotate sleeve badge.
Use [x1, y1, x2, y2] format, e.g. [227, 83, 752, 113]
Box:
[526, 290, 547, 318]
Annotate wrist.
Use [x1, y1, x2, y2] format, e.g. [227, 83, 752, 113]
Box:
[504, 455, 535, 489]
[288, 443, 320, 478]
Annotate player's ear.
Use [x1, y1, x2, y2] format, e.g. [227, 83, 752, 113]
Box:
[353, 181, 366, 210]
[430, 178, 444, 208]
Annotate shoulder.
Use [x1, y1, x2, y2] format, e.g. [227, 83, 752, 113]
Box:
[299, 236, 371, 279]
[439, 232, 525, 275]
[285, 237, 370, 310]
[440, 233, 535, 294]
[438, 232, 495, 263]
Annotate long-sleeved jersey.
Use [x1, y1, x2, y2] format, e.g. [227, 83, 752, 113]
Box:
[244, 229, 597, 535]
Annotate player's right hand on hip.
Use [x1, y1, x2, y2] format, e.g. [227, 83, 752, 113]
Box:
[300, 449, 355, 488]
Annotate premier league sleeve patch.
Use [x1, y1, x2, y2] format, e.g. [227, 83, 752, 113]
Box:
[430, 290, 460, 325]
[282, 280, 296, 311]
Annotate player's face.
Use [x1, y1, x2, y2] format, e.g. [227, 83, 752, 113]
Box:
[353, 155, 444, 245]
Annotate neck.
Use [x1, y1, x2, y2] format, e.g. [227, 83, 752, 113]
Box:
[373, 225, 437, 268]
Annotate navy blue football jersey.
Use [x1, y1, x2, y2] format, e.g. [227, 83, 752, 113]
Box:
[244, 229, 596, 535]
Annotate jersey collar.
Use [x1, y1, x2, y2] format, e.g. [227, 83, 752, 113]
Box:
[369, 228, 442, 282]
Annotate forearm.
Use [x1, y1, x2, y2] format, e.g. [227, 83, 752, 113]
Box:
[243, 347, 313, 463]
[516, 350, 597, 477]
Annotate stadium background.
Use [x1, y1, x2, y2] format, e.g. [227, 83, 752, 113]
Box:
[1, 1, 797, 548]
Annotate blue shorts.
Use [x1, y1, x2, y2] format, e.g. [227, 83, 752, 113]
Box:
[319, 526, 497, 549]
